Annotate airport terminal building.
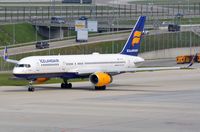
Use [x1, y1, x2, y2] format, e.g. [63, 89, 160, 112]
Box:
[62, 0, 92, 4]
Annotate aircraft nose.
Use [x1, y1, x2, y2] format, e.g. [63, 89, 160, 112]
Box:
[13, 67, 19, 75]
[13, 67, 23, 75]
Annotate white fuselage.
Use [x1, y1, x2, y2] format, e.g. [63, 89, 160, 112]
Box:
[13, 53, 144, 78]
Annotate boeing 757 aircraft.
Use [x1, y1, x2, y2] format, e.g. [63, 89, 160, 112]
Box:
[3, 16, 180, 92]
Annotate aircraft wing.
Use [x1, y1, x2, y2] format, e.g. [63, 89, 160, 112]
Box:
[125, 66, 181, 72]
[68, 66, 182, 76]
[3, 47, 19, 64]
[4, 59, 19, 64]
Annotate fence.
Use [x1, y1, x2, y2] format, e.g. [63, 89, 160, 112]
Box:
[0, 3, 200, 71]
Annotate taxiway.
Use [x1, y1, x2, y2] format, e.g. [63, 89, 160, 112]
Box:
[0, 69, 200, 132]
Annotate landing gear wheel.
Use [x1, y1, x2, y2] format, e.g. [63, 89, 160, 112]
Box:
[68, 83, 72, 89]
[95, 86, 106, 90]
[61, 82, 72, 89]
[61, 83, 65, 88]
[28, 81, 35, 92]
[28, 86, 35, 92]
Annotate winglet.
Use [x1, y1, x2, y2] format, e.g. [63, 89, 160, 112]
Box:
[3, 46, 8, 60]
[186, 54, 197, 68]
[2, 46, 19, 64]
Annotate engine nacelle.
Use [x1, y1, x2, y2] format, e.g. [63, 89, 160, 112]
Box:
[35, 78, 49, 84]
[89, 72, 113, 87]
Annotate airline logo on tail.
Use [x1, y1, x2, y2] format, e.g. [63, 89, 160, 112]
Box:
[132, 31, 142, 47]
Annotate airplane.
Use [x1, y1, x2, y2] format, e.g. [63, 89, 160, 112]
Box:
[3, 16, 181, 92]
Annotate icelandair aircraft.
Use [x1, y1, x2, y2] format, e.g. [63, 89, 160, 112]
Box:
[3, 16, 180, 92]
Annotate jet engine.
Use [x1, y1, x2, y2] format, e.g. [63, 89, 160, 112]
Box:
[89, 72, 113, 87]
[35, 78, 49, 84]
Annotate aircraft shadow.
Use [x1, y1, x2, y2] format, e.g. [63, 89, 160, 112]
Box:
[3, 83, 162, 93]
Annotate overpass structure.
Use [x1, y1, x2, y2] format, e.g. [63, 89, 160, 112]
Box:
[0, 3, 199, 24]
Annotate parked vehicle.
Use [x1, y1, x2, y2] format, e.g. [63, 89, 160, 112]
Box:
[51, 16, 66, 24]
[79, 16, 88, 21]
[142, 30, 149, 35]
[35, 41, 49, 49]
[168, 24, 180, 32]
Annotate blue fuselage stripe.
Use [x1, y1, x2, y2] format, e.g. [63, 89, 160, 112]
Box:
[13, 73, 83, 79]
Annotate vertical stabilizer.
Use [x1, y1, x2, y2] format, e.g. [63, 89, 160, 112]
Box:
[120, 16, 146, 56]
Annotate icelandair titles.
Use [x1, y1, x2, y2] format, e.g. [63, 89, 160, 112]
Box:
[39, 59, 59, 63]
[127, 49, 138, 53]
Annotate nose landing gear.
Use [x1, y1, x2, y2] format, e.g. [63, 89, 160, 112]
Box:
[28, 81, 35, 92]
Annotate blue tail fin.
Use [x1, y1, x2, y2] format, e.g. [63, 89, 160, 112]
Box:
[120, 16, 146, 56]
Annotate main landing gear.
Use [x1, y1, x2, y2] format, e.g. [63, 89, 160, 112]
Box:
[28, 81, 35, 92]
[61, 79, 72, 89]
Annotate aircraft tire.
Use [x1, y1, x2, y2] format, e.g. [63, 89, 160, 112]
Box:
[61, 83, 72, 89]
[28, 87, 35, 92]
[68, 83, 72, 89]
[61, 83, 65, 88]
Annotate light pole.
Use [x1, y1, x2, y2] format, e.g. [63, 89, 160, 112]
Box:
[49, 25, 51, 42]
[13, 22, 15, 45]
[189, 19, 192, 55]
[188, 0, 192, 55]
[34, 16, 38, 42]
[112, 0, 115, 53]
[50, 0, 55, 16]
[188, 0, 190, 14]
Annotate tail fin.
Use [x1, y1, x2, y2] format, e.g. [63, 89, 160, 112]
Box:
[120, 16, 146, 56]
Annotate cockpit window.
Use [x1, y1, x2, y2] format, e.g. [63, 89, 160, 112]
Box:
[15, 64, 31, 68]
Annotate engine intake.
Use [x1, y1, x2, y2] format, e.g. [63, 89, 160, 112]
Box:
[89, 72, 112, 87]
